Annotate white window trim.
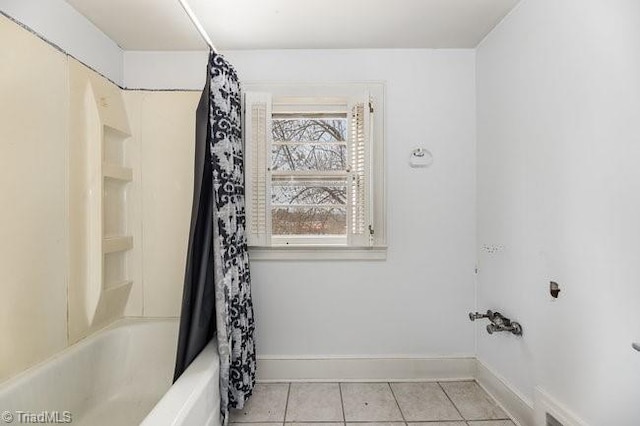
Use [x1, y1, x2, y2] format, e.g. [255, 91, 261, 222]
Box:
[243, 82, 387, 261]
[249, 245, 387, 261]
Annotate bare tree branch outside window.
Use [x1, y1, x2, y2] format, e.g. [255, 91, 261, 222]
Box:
[271, 117, 348, 235]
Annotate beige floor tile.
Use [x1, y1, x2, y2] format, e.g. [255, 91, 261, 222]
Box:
[290, 424, 343, 426]
[341, 383, 403, 422]
[467, 421, 515, 426]
[234, 424, 284, 426]
[407, 423, 467, 426]
[347, 423, 405, 426]
[230, 383, 290, 422]
[285, 383, 343, 422]
[391, 382, 463, 421]
[439, 382, 508, 420]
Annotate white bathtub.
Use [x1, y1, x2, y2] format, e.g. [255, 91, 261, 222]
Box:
[0, 319, 220, 426]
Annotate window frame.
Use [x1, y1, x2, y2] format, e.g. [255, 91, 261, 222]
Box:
[242, 82, 386, 261]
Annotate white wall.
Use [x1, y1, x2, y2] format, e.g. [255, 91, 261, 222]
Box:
[0, 0, 123, 85]
[124, 51, 209, 90]
[126, 49, 478, 357]
[476, 1, 640, 424]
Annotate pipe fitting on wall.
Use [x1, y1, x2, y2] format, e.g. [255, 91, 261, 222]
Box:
[469, 310, 523, 336]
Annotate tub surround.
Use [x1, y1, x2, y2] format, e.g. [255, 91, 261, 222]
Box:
[0, 15, 198, 382]
[0, 13, 68, 383]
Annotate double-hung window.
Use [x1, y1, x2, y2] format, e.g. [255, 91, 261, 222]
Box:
[243, 83, 385, 260]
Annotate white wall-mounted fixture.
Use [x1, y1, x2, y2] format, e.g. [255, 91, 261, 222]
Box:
[409, 147, 433, 168]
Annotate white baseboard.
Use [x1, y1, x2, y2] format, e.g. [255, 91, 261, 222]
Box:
[475, 360, 534, 426]
[256, 356, 476, 382]
[534, 387, 587, 426]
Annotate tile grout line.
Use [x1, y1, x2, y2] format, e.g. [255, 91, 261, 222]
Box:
[282, 382, 292, 423]
[437, 382, 467, 423]
[387, 382, 408, 426]
[338, 382, 347, 426]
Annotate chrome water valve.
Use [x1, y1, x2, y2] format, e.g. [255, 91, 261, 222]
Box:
[468, 310, 523, 336]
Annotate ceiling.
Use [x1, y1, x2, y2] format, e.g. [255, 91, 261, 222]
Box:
[64, 0, 519, 51]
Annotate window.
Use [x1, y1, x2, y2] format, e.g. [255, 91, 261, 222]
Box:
[244, 83, 385, 260]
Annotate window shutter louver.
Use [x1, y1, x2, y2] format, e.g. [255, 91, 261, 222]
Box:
[348, 92, 373, 246]
[244, 92, 272, 246]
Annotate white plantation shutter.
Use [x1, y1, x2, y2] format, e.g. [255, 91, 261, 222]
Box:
[244, 92, 272, 246]
[244, 86, 383, 254]
[348, 92, 373, 246]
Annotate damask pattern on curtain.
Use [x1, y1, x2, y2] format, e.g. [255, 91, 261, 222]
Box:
[208, 51, 256, 424]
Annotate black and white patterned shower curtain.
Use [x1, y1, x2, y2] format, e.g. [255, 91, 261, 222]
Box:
[208, 51, 256, 422]
[174, 50, 256, 426]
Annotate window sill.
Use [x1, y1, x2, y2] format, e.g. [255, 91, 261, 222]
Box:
[248, 245, 387, 261]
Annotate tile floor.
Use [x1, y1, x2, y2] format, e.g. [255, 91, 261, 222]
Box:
[230, 381, 515, 426]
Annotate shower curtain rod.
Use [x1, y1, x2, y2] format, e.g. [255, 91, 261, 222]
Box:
[178, 0, 218, 53]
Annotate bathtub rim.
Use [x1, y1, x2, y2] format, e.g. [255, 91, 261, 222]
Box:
[141, 338, 220, 426]
[0, 317, 178, 391]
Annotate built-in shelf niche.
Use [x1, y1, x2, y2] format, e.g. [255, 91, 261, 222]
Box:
[103, 250, 132, 291]
[103, 164, 133, 182]
[101, 124, 133, 294]
[103, 179, 128, 237]
[102, 235, 133, 253]
[103, 125, 129, 166]
[68, 59, 138, 343]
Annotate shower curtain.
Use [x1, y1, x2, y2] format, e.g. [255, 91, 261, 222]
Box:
[174, 51, 256, 425]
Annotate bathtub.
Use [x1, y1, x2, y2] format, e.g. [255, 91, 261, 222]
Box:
[0, 319, 220, 426]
